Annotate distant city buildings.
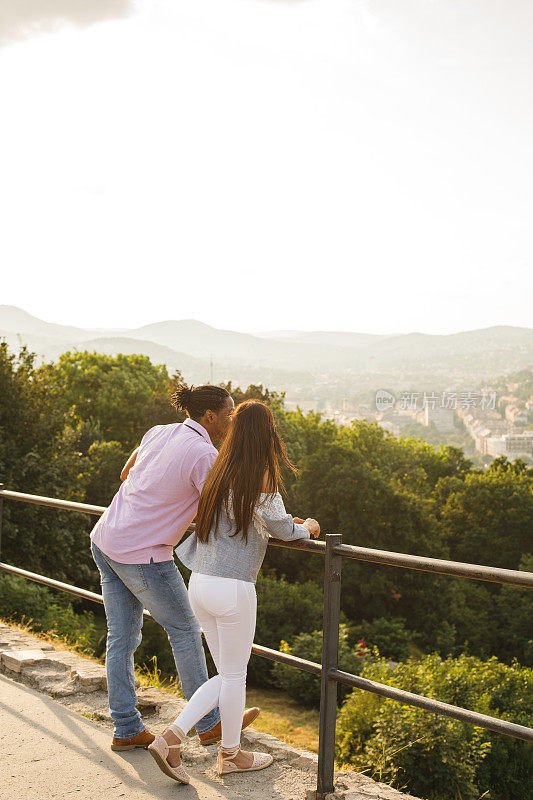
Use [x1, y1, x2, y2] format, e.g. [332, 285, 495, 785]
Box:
[284, 398, 319, 414]
[505, 405, 528, 425]
[284, 367, 532, 465]
[486, 432, 533, 459]
[423, 405, 455, 432]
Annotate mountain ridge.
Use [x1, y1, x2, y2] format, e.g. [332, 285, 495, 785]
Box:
[1, 306, 531, 385]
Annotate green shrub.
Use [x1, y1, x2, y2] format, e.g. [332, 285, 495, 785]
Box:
[336, 653, 533, 800]
[248, 573, 326, 685]
[350, 617, 414, 661]
[0, 573, 54, 622]
[0, 574, 101, 655]
[41, 603, 100, 655]
[272, 624, 365, 706]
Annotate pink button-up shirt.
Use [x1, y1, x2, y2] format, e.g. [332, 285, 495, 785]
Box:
[90, 419, 218, 564]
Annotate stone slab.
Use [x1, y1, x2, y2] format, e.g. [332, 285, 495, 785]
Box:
[1, 648, 47, 672]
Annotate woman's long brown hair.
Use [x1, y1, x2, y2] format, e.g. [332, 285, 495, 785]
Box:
[195, 400, 298, 544]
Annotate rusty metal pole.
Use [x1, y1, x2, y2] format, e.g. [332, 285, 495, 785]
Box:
[316, 533, 342, 799]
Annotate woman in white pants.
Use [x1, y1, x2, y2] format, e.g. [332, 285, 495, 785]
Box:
[147, 399, 320, 782]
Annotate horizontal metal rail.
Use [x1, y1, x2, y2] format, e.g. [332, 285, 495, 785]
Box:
[0, 489, 105, 516]
[330, 669, 532, 742]
[271, 539, 533, 586]
[251, 643, 322, 676]
[333, 543, 533, 588]
[267, 537, 326, 555]
[2, 488, 532, 587]
[1, 559, 530, 743]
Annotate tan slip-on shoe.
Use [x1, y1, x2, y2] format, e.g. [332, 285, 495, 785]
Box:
[217, 746, 273, 775]
[198, 706, 260, 746]
[111, 729, 155, 751]
[148, 735, 190, 784]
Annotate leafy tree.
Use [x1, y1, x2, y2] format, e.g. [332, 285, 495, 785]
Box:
[221, 382, 285, 411]
[83, 440, 129, 507]
[284, 440, 450, 649]
[0, 344, 93, 583]
[338, 421, 474, 492]
[435, 466, 533, 570]
[350, 617, 414, 662]
[492, 554, 533, 666]
[487, 455, 530, 475]
[38, 351, 181, 450]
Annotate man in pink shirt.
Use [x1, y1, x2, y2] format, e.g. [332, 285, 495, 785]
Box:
[91, 384, 256, 751]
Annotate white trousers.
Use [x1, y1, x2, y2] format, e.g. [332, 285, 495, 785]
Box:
[171, 572, 257, 748]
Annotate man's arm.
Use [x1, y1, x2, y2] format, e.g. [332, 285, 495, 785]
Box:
[120, 448, 139, 482]
[190, 451, 218, 493]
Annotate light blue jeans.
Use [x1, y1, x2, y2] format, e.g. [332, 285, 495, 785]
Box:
[91, 542, 220, 738]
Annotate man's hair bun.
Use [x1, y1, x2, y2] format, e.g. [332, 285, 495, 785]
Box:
[170, 383, 231, 420]
[171, 384, 195, 412]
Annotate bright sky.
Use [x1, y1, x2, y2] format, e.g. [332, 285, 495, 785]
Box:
[1, 0, 532, 335]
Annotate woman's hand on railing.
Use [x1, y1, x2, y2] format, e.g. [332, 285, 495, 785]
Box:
[303, 518, 321, 538]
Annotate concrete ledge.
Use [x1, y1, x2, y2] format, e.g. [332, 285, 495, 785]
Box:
[1, 649, 48, 672]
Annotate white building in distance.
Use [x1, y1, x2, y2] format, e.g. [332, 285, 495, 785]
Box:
[486, 432, 533, 459]
[423, 405, 456, 432]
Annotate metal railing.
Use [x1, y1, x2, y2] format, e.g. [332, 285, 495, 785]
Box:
[0, 485, 532, 799]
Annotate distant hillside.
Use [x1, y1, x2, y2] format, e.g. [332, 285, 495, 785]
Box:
[122, 319, 358, 369]
[1, 306, 531, 385]
[0, 305, 90, 342]
[77, 337, 207, 376]
[359, 326, 533, 373]
[255, 330, 393, 348]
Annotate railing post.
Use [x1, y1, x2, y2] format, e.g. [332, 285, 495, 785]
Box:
[316, 533, 342, 799]
[0, 484, 4, 558]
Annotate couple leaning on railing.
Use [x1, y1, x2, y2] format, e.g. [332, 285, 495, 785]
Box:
[89, 383, 321, 784]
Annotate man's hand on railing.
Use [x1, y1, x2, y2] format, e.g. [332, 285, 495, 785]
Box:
[120, 448, 138, 482]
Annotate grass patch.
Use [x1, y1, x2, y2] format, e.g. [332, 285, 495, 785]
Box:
[245, 686, 319, 754]
[136, 655, 184, 696]
[80, 711, 107, 722]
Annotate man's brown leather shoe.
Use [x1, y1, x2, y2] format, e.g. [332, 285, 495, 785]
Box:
[198, 706, 260, 746]
[111, 729, 156, 751]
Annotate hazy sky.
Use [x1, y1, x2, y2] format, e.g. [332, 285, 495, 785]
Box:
[1, 0, 532, 334]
